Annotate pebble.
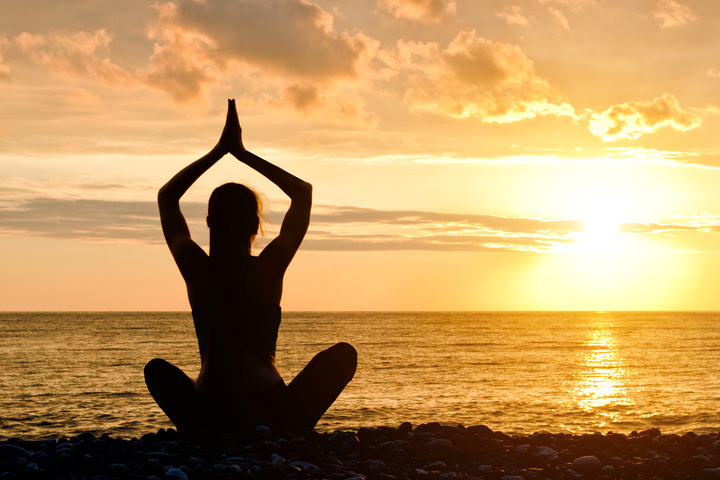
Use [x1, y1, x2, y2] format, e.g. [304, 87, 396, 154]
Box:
[253, 425, 272, 436]
[164, 467, 189, 480]
[537, 445, 558, 456]
[105, 463, 130, 475]
[3, 425, 720, 479]
[0, 445, 27, 458]
[572, 455, 602, 471]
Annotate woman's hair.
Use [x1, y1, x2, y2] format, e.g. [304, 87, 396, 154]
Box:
[207, 183, 263, 250]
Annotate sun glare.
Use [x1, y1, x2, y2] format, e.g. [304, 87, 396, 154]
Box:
[583, 212, 620, 239]
[581, 197, 622, 242]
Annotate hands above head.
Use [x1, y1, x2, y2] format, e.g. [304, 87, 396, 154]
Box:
[214, 99, 245, 157]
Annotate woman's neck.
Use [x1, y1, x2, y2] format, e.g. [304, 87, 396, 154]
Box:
[209, 234, 251, 258]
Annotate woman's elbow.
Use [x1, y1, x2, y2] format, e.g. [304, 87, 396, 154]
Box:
[302, 181, 313, 196]
[157, 186, 168, 206]
[157, 184, 177, 208]
[294, 180, 312, 200]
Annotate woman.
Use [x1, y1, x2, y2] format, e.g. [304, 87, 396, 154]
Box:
[144, 99, 357, 433]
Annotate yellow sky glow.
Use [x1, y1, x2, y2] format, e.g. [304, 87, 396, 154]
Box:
[1, 0, 720, 310]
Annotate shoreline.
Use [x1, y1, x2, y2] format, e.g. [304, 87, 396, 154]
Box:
[3, 423, 720, 479]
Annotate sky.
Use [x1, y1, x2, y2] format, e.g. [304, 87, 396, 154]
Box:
[1, 0, 720, 311]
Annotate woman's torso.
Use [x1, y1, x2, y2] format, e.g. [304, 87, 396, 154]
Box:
[192, 254, 283, 395]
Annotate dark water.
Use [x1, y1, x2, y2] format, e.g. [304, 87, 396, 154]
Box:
[1, 311, 720, 440]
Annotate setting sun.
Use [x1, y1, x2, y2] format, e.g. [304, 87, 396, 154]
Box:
[583, 211, 620, 239]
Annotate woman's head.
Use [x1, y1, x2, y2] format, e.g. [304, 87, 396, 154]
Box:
[207, 183, 262, 250]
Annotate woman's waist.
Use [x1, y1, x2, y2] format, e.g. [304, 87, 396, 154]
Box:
[199, 351, 281, 394]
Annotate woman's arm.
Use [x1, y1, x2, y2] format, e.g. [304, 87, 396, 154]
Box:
[240, 149, 312, 264]
[158, 101, 236, 277]
[224, 101, 312, 275]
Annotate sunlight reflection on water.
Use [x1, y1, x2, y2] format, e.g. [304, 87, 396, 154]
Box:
[573, 317, 635, 429]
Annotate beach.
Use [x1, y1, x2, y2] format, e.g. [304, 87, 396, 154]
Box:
[4, 312, 720, 478]
[3, 423, 720, 480]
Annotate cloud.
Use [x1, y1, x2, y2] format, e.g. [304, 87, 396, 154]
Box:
[619, 222, 697, 234]
[0, 197, 164, 244]
[3, 189, 717, 252]
[654, 0, 697, 28]
[378, 0, 456, 23]
[15, 30, 134, 86]
[143, 3, 218, 103]
[310, 205, 582, 234]
[145, 0, 372, 104]
[536, 0, 592, 5]
[0, 37, 9, 80]
[588, 93, 703, 141]
[11, 1, 374, 115]
[0, 188, 583, 252]
[496, 6, 530, 27]
[282, 83, 321, 112]
[548, 6, 570, 31]
[396, 30, 576, 123]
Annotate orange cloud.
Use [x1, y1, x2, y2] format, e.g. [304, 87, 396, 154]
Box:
[654, 0, 696, 28]
[397, 31, 575, 123]
[15, 30, 133, 86]
[153, 0, 369, 80]
[496, 6, 530, 27]
[378, 0, 456, 23]
[548, 6, 570, 31]
[144, 2, 219, 103]
[12, 1, 375, 114]
[588, 93, 702, 141]
[13, 24, 213, 105]
[282, 83, 320, 112]
[145, 0, 373, 107]
[0, 38, 9, 80]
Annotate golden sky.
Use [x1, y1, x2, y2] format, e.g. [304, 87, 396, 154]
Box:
[1, 0, 720, 310]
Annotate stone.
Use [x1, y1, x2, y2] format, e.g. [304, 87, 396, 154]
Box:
[105, 463, 130, 475]
[288, 460, 317, 471]
[424, 438, 453, 450]
[164, 467, 189, 480]
[536, 446, 558, 457]
[398, 422, 413, 433]
[0, 444, 28, 458]
[572, 455, 602, 472]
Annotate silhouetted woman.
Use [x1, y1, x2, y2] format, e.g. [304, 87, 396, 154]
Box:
[144, 100, 357, 433]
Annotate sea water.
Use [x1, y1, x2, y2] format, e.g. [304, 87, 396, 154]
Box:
[1, 311, 720, 440]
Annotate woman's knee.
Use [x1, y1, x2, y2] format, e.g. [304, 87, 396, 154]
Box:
[144, 358, 170, 378]
[328, 342, 356, 360]
[329, 342, 357, 372]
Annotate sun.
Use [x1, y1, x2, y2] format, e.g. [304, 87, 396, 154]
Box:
[582, 205, 621, 240]
[583, 212, 620, 239]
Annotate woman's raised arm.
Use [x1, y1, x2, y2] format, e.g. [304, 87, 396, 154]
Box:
[158, 101, 237, 275]
[224, 100, 312, 274]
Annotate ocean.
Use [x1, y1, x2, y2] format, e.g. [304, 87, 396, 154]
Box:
[1, 311, 720, 440]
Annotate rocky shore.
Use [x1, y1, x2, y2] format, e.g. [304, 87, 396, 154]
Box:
[3, 423, 720, 480]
